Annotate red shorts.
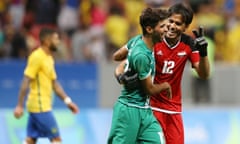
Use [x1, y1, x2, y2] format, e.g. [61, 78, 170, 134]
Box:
[153, 111, 184, 144]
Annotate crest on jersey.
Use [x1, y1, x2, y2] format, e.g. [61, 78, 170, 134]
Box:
[177, 51, 186, 56]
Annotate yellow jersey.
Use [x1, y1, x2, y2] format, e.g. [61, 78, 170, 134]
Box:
[24, 48, 57, 113]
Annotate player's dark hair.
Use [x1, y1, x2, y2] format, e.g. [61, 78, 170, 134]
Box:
[156, 8, 170, 21]
[168, 3, 193, 26]
[39, 27, 56, 43]
[140, 7, 167, 35]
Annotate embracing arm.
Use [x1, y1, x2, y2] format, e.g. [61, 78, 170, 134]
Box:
[112, 45, 128, 61]
[141, 76, 172, 99]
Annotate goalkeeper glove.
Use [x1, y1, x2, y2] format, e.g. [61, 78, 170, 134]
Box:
[115, 69, 140, 90]
[192, 26, 208, 57]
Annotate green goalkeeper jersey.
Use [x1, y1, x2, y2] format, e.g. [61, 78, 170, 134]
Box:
[118, 35, 155, 107]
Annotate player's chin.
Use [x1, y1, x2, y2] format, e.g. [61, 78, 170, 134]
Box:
[166, 30, 180, 38]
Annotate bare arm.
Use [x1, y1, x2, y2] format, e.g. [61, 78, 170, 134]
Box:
[112, 45, 128, 61]
[53, 80, 79, 114]
[13, 76, 31, 119]
[114, 60, 126, 84]
[141, 76, 172, 99]
[193, 56, 210, 79]
[53, 80, 69, 100]
[192, 27, 210, 79]
[17, 76, 30, 106]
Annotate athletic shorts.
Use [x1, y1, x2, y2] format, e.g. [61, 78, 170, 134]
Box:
[27, 111, 60, 140]
[108, 101, 165, 144]
[153, 111, 184, 144]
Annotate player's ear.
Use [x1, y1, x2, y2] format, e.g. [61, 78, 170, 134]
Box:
[146, 26, 153, 34]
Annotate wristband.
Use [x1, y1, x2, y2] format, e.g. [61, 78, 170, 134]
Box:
[199, 49, 207, 57]
[64, 97, 72, 105]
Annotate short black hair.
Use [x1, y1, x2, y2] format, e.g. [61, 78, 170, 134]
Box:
[39, 27, 56, 43]
[168, 3, 193, 26]
[156, 8, 170, 21]
[140, 7, 168, 35]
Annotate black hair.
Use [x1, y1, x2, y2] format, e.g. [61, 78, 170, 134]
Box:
[140, 7, 168, 35]
[156, 8, 170, 21]
[168, 3, 193, 26]
[39, 27, 56, 43]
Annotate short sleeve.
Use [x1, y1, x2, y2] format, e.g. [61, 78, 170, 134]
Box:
[133, 53, 151, 80]
[189, 36, 200, 64]
[52, 64, 57, 80]
[24, 54, 41, 79]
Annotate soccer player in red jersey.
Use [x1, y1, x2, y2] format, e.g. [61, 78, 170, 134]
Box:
[113, 3, 210, 144]
[150, 3, 210, 144]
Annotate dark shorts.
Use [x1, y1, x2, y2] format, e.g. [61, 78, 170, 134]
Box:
[108, 101, 165, 144]
[27, 111, 60, 140]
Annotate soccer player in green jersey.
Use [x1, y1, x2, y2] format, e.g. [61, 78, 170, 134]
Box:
[107, 8, 172, 144]
[13, 28, 79, 144]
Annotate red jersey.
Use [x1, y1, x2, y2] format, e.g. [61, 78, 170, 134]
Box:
[150, 34, 199, 112]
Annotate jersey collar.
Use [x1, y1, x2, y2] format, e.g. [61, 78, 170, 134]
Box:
[163, 36, 181, 49]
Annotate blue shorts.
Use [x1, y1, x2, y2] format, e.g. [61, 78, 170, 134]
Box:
[27, 111, 60, 140]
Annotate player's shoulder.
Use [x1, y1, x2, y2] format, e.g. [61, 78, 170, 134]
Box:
[128, 34, 142, 45]
[131, 48, 152, 63]
[181, 33, 194, 44]
[154, 41, 164, 49]
[28, 48, 44, 60]
[181, 33, 196, 51]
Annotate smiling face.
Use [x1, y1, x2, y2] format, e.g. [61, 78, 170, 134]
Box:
[165, 13, 187, 40]
[151, 19, 169, 44]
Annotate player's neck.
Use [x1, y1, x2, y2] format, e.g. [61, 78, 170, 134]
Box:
[165, 36, 181, 47]
[142, 36, 154, 51]
[41, 45, 52, 55]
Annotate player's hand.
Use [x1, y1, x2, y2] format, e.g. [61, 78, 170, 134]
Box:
[160, 82, 172, 99]
[13, 105, 24, 119]
[192, 26, 208, 57]
[116, 72, 138, 84]
[115, 69, 140, 90]
[67, 102, 79, 114]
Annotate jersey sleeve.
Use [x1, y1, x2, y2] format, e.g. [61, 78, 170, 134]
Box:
[188, 35, 200, 65]
[133, 53, 151, 80]
[52, 64, 57, 80]
[24, 53, 41, 79]
[126, 38, 134, 50]
[126, 35, 141, 50]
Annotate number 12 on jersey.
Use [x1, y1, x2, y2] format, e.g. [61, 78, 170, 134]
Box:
[162, 60, 175, 74]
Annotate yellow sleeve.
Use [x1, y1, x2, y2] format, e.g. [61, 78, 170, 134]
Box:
[52, 66, 57, 80]
[24, 53, 41, 79]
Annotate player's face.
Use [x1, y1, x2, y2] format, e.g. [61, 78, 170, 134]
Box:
[158, 19, 168, 38]
[152, 20, 168, 43]
[165, 14, 187, 40]
[49, 33, 60, 52]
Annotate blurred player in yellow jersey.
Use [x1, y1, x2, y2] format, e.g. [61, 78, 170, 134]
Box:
[13, 27, 79, 144]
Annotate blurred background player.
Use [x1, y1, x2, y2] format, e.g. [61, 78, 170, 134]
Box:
[13, 27, 79, 144]
[108, 7, 171, 144]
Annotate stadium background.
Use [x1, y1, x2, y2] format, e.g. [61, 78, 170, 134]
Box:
[1, 0, 240, 144]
